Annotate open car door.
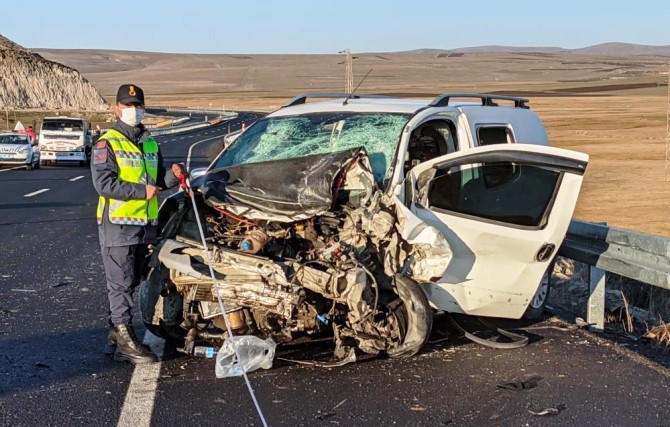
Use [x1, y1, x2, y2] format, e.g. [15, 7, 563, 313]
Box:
[403, 144, 588, 319]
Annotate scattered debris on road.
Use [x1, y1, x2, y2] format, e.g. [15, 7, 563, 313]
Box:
[528, 404, 566, 416]
[332, 399, 347, 410]
[496, 376, 542, 391]
[51, 282, 72, 288]
[529, 408, 559, 416]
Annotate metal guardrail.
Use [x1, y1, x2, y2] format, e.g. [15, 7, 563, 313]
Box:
[144, 107, 238, 136]
[147, 106, 232, 116]
[151, 121, 211, 136]
[558, 220, 670, 332]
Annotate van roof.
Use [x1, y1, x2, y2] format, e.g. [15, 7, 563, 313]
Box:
[42, 117, 85, 120]
[268, 93, 531, 117]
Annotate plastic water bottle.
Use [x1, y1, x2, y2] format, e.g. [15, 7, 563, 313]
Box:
[239, 230, 268, 254]
[193, 346, 217, 358]
[215, 336, 276, 378]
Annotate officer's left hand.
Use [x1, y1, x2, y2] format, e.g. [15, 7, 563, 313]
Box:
[171, 163, 188, 179]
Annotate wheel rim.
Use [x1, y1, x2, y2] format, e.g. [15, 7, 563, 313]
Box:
[377, 291, 408, 348]
[529, 272, 549, 309]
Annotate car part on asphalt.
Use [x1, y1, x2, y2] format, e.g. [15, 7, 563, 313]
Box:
[448, 315, 529, 349]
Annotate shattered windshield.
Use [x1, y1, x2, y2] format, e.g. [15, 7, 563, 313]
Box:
[41, 119, 83, 132]
[214, 112, 411, 185]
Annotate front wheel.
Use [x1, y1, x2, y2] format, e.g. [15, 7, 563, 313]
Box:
[385, 275, 433, 358]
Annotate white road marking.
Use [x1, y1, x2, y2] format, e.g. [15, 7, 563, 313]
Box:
[23, 188, 50, 197]
[116, 331, 165, 427]
[69, 175, 85, 182]
[0, 166, 23, 173]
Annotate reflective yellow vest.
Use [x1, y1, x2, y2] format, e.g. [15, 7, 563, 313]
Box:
[96, 129, 159, 226]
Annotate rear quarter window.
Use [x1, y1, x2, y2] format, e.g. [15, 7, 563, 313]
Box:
[477, 126, 514, 146]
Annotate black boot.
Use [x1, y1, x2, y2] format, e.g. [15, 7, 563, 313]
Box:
[104, 320, 116, 356]
[114, 324, 158, 364]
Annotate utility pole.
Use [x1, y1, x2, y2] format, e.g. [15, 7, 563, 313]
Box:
[338, 49, 357, 93]
[666, 62, 670, 181]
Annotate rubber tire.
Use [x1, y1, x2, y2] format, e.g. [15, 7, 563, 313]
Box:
[523, 267, 552, 320]
[25, 160, 33, 171]
[386, 275, 433, 358]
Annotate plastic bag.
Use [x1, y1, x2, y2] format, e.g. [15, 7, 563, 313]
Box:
[215, 336, 276, 378]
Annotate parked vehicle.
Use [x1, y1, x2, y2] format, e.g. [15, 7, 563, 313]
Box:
[38, 117, 91, 166]
[0, 132, 40, 170]
[140, 93, 588, 364]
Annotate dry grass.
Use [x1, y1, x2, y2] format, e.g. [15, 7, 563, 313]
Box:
[644, 322, 670, 347]
[531, 95, 670, 237]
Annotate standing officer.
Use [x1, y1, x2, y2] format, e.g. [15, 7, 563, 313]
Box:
[92, 84, 185, 364]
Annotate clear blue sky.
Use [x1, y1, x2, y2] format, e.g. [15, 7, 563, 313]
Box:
[3, 0, 668, 53]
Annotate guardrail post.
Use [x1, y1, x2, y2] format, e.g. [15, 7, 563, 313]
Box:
[588, 266, 606, 332]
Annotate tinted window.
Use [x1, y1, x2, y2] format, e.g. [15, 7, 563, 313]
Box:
[0, 135, 30, 145]
[41, 119, 83, 132]
[427, 163, 560, 227]
[478, 126, 513, 146]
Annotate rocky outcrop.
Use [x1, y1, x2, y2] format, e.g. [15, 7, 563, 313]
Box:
[0, 35, 108, 110]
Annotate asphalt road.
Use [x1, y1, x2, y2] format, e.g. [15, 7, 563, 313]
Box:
[0, 113, 668, 427]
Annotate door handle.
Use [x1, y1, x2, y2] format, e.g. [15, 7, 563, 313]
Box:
[535, 243, 556, 262]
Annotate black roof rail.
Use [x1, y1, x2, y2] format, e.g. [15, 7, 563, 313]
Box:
[429, 93, 530, 109]
[282, 93, 391, 108]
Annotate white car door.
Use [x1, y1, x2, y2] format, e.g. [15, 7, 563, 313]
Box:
[402, 144, 588, 319]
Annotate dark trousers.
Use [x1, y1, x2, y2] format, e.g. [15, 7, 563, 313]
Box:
[101, 245, 147, 326]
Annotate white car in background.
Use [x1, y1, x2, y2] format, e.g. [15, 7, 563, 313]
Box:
[0, 132, 40, 170]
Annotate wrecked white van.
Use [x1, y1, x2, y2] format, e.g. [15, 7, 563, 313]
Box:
[140, 93, 588, 363]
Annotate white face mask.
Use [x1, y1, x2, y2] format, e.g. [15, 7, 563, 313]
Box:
[119, 106, 145, 127]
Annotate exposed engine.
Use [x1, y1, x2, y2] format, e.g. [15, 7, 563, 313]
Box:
[141, 149, 433, 364]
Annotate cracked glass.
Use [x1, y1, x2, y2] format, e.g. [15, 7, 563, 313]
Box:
[214, 112, 411, 185]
